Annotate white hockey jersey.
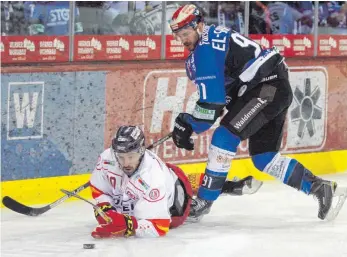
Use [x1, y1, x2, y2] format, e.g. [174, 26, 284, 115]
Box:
[90, 148, 178, 237]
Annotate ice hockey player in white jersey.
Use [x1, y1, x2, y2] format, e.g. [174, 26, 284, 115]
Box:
[89, 125, 262, 238]
[89, 126, 193, 238]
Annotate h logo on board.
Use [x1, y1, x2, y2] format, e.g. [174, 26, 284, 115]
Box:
[7, 82, 44, 140]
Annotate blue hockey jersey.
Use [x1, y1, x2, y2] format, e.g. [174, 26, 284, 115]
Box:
[184, 25, 284, 134]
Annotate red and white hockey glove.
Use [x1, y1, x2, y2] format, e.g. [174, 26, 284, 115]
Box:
[91, 211, 138, 239]
[93, 202, 118, 225]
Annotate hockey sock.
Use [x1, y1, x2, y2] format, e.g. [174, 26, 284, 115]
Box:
[198, 126, 240, 201]
[252, 152, 315, 194]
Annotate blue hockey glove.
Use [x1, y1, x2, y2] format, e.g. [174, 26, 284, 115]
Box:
[172, 113, 194, 151]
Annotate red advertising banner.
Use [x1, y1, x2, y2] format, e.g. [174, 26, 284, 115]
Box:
[165, 35, 189, 59]
[73, 35, 161, 61]
[1, 36, 69, 63]
[249, 34, 314, 57]
[318, 35, 347, 56]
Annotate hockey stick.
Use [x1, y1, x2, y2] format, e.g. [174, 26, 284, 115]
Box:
[60, 189, 112, 224]
[2, 132, 173, 216]
[2, 182, 90, 216]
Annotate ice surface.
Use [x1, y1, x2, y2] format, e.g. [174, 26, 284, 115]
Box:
[1, 174, 347, 257]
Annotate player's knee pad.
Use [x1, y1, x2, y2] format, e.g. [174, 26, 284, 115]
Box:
[207, 126, 240, 175]
[211, 125, 240, 152]
[198, 126, 240, 200]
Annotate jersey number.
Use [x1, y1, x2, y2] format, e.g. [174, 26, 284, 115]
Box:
[196, 82, 207, 100]
[202, 175, 213, 188]
[231, 33, 261, 57]
[107, 175, 117, 189]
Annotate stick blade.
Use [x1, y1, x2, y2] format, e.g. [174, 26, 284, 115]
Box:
[2, 196, 49, 216]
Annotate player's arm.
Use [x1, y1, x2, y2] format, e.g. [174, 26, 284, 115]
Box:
[89, 156, 116, 225]
[173, 26, 230, 150]
[92, 174, 171, 238]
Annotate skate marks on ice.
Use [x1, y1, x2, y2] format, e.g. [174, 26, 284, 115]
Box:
[1, 175, 347, 257]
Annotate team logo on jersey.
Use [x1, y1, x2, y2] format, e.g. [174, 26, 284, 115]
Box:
[149, 189, 160, 200]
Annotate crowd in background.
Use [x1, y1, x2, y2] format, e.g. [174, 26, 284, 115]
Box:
[1, 1, 346, 36]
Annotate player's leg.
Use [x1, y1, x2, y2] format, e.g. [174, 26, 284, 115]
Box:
[245, 79, 341, 220]
[166, 163, 192, 228]
[189, 82, 280, 220]
[189, 124, 241, 220]
[249, 111, 340, 220]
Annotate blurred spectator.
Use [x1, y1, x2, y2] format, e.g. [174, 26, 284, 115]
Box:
[130, 2, 179, 35]
[318, 1, 347, 34]
[217, 2, 245, 33]
[250, 1, 313, 34]
[1, 1, 12, 35]
[319, 1, 346, 27]
[99, 1, 176, 35]
[27, 1, 83, 35]
[1, 1, 27, 35]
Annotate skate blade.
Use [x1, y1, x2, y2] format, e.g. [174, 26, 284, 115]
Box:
[325, 186, 347, 221]
[186, 215, 204, 223]
[242, 179, 263, 195]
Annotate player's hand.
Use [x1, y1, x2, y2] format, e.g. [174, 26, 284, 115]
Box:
[94, 202, 118, 225]
[172, 113, 194, 151]
[91, 212, 138, 238]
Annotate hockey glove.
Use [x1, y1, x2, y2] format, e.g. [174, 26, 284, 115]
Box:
[91, 212, 138, 238]
[94, 202, 118, 225]
[172, 113, 194, 151]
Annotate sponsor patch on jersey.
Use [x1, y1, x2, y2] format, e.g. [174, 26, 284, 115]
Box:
[230, 97, 268, 132]
[125, 188, 138, 201]
[137, 177, 150, 190]
[149, 189, 160, 200]
[192, 105, 216, 120]
[104, 160, 115, 166]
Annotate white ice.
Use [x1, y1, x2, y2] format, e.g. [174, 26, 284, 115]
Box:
[1, 174, 347, 257]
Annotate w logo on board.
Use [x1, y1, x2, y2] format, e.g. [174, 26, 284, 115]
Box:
[7, 82, 44, 140]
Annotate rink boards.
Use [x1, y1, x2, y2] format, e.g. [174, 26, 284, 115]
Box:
[2, 150, 346, 207]
[1, 58, 347, 206]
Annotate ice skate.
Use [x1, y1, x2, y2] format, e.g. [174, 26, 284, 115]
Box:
[310, 179, 347, 221]
[222, 176, 263, 195]
[188, 197, 213, 222]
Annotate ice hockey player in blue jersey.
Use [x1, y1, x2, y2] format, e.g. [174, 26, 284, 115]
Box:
[169, 4, 346, 222]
